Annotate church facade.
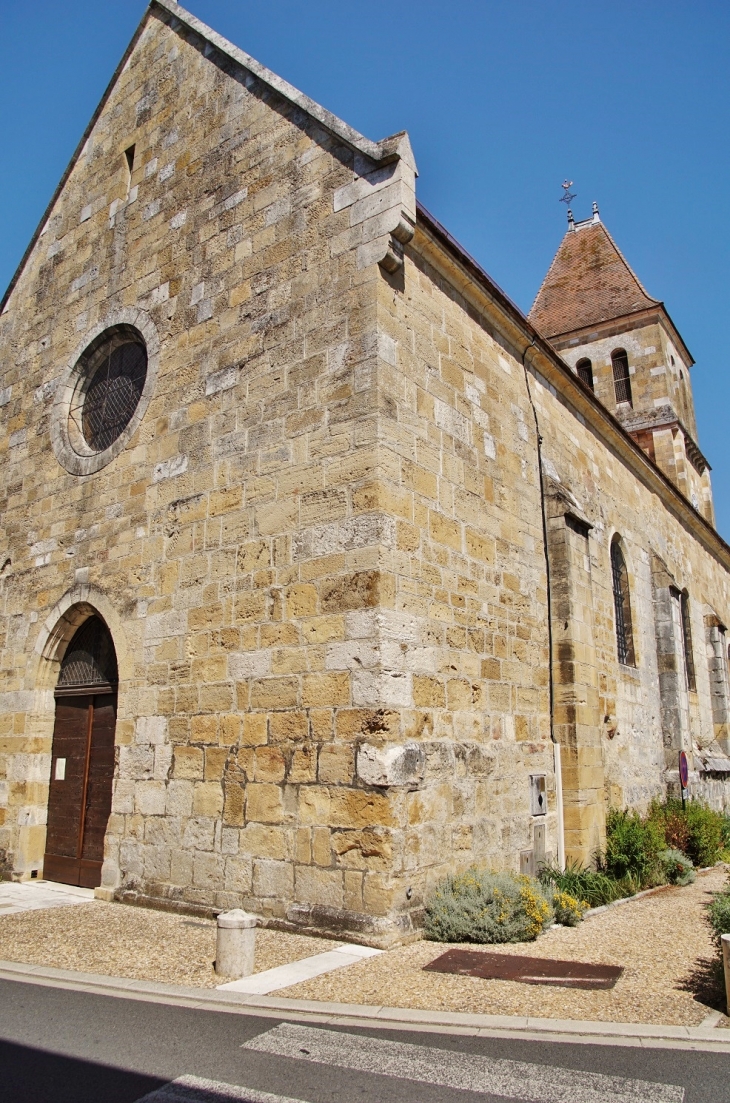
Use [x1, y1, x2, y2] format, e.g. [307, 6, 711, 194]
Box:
[1, 0, 729, 944]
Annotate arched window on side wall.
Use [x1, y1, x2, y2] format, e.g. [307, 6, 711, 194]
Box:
[576, 358, 594, 390]
[611, 537, 635, 666]
[612, 349, 632, 406]
[680, 590, 696, 691]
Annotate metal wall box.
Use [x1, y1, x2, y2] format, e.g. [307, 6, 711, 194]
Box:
[530, 774, 547, 815]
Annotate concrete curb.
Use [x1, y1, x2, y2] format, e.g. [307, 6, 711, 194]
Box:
[2, 958, 729, 1053]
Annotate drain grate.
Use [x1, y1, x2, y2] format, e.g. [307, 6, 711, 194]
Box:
[424, 948, 623, 990]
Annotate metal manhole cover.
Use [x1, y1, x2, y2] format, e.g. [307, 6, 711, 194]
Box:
[424, 948, 623, 990]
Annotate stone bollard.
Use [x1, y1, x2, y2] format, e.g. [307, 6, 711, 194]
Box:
[215, 909, 257, 978]
[723, 934, 730, 1016]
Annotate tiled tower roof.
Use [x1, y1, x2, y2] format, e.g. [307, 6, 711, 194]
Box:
[528, 215, 660, 338]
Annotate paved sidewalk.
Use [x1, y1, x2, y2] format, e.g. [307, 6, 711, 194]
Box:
[0, 879, 94, 915]
[217, 943, 382, 995]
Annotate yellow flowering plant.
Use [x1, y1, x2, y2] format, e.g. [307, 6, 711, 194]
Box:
[425, 867, 554, 943]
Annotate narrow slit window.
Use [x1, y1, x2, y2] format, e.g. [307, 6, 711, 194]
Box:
[576, 358, 594, 390]
[611, 537, 635, 666]
[612, 349, 632, 406]
[124, 144, 135, 190]
[680, 590, 696, 691]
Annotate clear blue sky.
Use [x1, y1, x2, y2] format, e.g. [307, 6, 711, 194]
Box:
[2, 2, 728, 533]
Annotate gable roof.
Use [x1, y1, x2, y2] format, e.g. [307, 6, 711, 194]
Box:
[0, 0, 415, 315]
[528, 218, 660, 338]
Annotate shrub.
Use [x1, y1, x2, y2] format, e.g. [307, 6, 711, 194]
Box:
[721, 816, 730, 862]
[424, 868, 553, 944]
[539, 859, 621, 908]
[650, 799, 725, 868]
[659, 848, 695, 886]
[602, 808, 664, 883]
[684, 802, 724, 867]
[550, 889, 589, 926]
[662, 811, 691, 855]
[707, 878, 730, 950]
[613, 872, 644, 896]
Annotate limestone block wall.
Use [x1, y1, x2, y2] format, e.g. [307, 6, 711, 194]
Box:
[544, 489, 605, 863]
[705, 618, 730, 753]
[559, 321, 711, 522]
[0, 5, 431, 941]
[400, 218, 730, 861]
[696, 774, 730, 813]
[660, 329, 699, 441]
[526, 354, 730, 823]
[559, 321, 693, 430]
[370, 243, 558, 884]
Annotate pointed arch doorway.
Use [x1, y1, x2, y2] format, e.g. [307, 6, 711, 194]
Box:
[43, 615, 118, 888]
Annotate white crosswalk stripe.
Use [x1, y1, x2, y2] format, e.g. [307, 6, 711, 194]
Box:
[135, 1074, 308, 1103]
[242, 1022, 685, 1103]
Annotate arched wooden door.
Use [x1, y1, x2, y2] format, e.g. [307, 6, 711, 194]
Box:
[44, 616, 118, 888]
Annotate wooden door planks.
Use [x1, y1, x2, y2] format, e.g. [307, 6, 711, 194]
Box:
[43, 692, 117, 888]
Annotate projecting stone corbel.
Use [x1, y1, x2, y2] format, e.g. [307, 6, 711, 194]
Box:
[333, 131, 417, 273]
[356, 741, 425, 787]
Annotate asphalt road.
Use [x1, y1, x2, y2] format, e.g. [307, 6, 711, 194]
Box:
[1, 977, 729, 1103]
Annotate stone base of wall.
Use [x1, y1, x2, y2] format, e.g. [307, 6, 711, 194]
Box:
[693, 776, 730, 814]
[113, 885, 421, 947]
[114, 888, 216, 922]
[665, 774, 730, 814]
[278, 901, 422, 948]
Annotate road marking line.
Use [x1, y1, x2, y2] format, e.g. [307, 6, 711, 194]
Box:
[243, 1022, 685, 1103]
[134, 1073, 309, 1103]
[217, 943, 382, 994]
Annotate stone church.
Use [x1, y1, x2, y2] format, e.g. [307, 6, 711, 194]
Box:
[1, 0, 729, 944]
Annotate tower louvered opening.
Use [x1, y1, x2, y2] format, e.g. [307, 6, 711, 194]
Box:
[612, 349, 632, 406]
[576, 358, 594, 391]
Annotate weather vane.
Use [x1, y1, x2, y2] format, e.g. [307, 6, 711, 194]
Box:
[560, 180, 576, 205]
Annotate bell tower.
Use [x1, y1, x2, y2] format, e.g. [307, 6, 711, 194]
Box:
[529, 204, 714, 525]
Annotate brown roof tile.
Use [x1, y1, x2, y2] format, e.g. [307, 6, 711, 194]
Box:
[528, 220, 659, 338]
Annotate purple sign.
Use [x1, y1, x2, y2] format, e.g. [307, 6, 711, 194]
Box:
[679, 750, 689, 789]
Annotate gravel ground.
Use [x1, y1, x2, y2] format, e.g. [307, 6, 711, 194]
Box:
[0, 902, 339, 988]
[277, 867, 729, 1027]
[0, 868, 726, 1024]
